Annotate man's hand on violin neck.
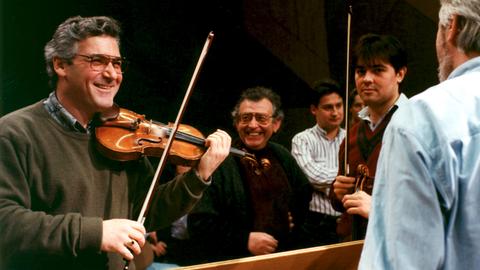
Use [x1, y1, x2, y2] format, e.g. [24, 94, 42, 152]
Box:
[333, 175, 356, 200]
[101, 219, 146, 260]
[196, 129, 231, 181]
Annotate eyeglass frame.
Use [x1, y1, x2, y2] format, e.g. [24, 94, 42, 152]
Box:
[75, 54, 128, 73]
[237, 112, 274, 125]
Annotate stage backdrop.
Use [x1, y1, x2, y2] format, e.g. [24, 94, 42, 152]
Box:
[1, 0, 438, 150]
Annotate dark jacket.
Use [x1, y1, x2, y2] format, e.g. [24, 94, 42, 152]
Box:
[188, 142, 312, 262]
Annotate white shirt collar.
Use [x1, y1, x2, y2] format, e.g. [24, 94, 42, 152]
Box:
[357, 93, 409, 131]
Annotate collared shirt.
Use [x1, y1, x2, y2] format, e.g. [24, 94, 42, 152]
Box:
[291, 125, 345, 216]
[360, 56, 480, 270]
[357, 93, 409, 131]
[43, 91, 91, 134]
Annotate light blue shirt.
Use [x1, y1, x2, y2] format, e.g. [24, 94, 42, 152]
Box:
[359, 56, 480, 269]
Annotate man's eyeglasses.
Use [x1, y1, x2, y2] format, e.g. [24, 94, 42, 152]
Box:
[75, 54, 127, 73]
[238, 113, 273, 125]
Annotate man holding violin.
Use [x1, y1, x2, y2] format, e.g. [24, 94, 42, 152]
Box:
[329, 33, 408, 240]
[0, 16, 231, 270]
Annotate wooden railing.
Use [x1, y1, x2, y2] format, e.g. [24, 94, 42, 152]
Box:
[175, 240, 364, 270]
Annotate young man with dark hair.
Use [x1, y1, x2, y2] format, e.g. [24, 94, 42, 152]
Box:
[291, 79, 345, 247]
[330, 33, 408, 240]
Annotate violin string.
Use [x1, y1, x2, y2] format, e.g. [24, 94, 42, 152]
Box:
[166, 128, 205, 146]
[151, 121, 205, 146]
[152, 118, 250, 158]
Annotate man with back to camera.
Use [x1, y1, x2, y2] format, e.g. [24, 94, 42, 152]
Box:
[360, 0, 480, 268]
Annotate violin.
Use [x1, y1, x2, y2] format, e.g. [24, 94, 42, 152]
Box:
[351, 164, 370, 240]
[95, 105, 256, 166]
[354, 164, 369, 192]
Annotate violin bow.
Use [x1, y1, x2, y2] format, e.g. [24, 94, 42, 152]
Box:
[124, 32, 214, 269]
[343, 1, 364, 241]
[137, 31, 214, 225]
[343, 0, 362, 241]
[344, 0, 352, 176]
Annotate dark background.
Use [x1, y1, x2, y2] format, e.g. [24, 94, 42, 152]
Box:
[0, 0, 439, 149]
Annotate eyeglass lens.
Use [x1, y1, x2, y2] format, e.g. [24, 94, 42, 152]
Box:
[77, 54, 126, 73]
[239, 113, 272, 124]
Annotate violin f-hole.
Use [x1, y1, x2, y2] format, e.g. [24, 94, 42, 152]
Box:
[137, 137, 162, 145]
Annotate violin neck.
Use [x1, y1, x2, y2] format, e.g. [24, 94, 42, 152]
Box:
[170, 128, 205, 147]
[167, 128, 248, 158]
[229, 147, 250, 158]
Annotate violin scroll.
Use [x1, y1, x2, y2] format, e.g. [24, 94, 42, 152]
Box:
[354, 164, 370, 192]
[241, 151, 271, 175]
[354, 164, 374, 194]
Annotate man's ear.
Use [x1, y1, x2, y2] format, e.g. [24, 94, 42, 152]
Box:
[396, 66, 407, 83]
[272, 117, 282, 133]
[53, 57, 68, 77]
[447, 14, 461, 45]
[310, 104, 318, 116]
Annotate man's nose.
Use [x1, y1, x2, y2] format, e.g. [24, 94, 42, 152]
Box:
[247, 118, 260, 127]
[102, 62, 120, 79]
[363, 70, 374, 82]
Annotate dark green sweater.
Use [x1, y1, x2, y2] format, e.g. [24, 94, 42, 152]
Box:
[0, 101, 209, 270]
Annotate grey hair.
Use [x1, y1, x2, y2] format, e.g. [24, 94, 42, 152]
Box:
[231, 86, 284, 125]
[439, 0, 480, 54]
[44, 16, 122, 88]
